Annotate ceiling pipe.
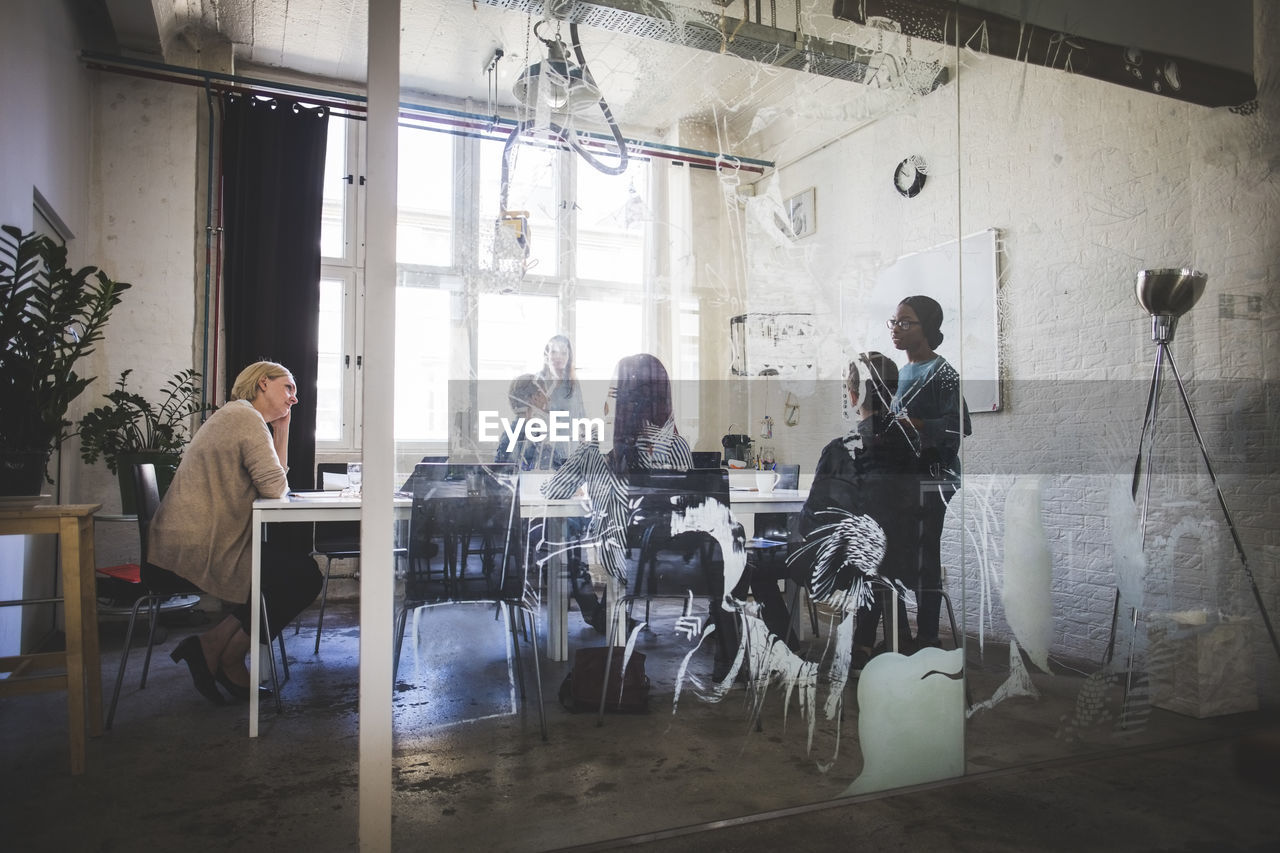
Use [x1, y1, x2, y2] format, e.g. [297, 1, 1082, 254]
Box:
[81, 50, 772, 174]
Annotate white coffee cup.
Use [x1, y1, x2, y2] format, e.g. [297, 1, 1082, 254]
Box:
[756, 470, 780, 494]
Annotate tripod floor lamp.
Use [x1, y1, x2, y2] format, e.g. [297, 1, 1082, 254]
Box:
[1113, 268, 1280, 669]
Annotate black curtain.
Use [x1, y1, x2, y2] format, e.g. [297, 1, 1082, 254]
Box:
[221, 93, 328, 492]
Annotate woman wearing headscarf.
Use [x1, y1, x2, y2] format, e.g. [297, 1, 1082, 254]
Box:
[888, 295, 971, 648]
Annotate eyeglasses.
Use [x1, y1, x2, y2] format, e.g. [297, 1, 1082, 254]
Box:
[886, 318, 920, 331]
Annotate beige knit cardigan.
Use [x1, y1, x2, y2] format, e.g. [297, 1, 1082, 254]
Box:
[148, 400, 289, 603]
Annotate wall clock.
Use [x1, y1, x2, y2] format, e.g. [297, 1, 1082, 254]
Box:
[893, 155, 928, 198]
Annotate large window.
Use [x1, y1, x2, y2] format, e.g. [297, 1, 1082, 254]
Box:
[316, 273, 355, 443]
[575, 161, 649, 284]
[394, 281, 451, 442]
[320, 119, 354, 260]
[397, 127, 453, 266]
[477, 292, 559, 380]
[316, 115, 665, 453]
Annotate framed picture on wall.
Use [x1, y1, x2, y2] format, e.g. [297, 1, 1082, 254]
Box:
[786, 187, 816, 239]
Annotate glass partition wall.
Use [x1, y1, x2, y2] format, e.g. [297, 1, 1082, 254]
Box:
[372, 2, 1276, 848]
[951, 0, 1275, 776]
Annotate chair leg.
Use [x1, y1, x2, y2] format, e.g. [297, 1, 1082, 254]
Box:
[521, 603, 548, 741]
[260, 598, 284, 714]
[106, 594, 156, 730]
[935, 588, 972, 709]
[597, 597, 621, 726]
[506, 603, 527, 703]
[786, 581, 821, 641]
[392, 604, 409, 683]
[314, 554, 336, 654]
[939, 589, 961, 650]
[138, 596, 163, 689]
[277, 629, 290, 681]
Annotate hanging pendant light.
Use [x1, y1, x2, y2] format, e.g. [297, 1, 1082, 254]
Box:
[512, 22, 602, 115]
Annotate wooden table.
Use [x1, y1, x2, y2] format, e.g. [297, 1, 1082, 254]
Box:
[0, 503, 103, 774]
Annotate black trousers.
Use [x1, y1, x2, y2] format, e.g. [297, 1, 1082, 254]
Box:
[915, 484, 956, 642]
[229, 540, 322, 640]
[744, 549, 796, 645]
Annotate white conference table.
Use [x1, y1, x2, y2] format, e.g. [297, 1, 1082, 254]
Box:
[246, 482, 581, 735]
[247, 481, 807, 735]
[511, 485, 810, 662]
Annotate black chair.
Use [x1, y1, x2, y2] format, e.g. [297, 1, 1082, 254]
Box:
[629, 468, 731, 620]
[306, 462, 361, 653]
[306, 461, 409, 653]
[748, 464, 817, 640]
[392, 463, 546, 739]
[401, 461, 453, 597]
[599, 468, 742, 722]
[397, 455, 448, 494]
[690, 451, 722, 469]
[106, 463, 286, 727]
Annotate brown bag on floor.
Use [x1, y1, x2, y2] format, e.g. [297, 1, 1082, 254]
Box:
[558, 646, 650, 713]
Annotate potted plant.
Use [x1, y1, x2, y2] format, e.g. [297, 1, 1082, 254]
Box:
[76, 368, 209, 513]
[0, 225, 130, 496]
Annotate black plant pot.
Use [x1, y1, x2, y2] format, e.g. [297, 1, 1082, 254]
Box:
[0, 450, 49, 497]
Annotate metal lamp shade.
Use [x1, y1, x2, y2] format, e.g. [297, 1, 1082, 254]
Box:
[1135, 268, 1207, 343]
[512, 43, 602, 115]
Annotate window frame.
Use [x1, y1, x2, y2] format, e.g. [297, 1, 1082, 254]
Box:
[317, 116, 671, 456]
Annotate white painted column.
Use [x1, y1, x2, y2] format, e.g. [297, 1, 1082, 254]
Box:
[360, 0, 398, 849]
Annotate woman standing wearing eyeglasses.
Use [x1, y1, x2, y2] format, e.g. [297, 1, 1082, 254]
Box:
[887, 295, 971, 649]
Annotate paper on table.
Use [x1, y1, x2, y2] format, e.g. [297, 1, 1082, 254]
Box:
[321, 472, 349, 490]
[288, 490, 351, 501]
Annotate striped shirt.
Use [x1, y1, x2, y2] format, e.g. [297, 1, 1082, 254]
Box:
[541, 418, 692, 580]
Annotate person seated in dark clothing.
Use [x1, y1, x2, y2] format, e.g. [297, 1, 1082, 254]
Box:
[802, 353, 923, 671]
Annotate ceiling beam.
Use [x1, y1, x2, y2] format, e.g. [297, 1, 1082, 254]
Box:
[832, 0, 1256, 109]
[478, 0, 948, 94]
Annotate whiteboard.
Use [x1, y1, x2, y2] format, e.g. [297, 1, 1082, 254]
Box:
[847, 229, 1001, 412]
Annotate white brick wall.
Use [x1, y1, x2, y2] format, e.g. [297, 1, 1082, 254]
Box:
[78, 73, 200, 567]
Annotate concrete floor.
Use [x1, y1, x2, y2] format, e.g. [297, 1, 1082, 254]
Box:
[3, 588, 1278, 852]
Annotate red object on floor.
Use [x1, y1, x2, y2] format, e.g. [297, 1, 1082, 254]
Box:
[96, 563, 141, 584]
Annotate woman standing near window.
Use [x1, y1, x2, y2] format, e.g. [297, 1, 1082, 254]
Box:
[535, 334, 587, 470]
[888, 295, 971, 649]
[533, 335, 600, 628]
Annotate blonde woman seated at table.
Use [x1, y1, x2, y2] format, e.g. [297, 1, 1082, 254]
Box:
[149, 361, 322, 704]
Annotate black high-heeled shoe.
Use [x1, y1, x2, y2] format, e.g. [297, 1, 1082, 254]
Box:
[214, 668, 273, 702]
[170, 636, 225, 705]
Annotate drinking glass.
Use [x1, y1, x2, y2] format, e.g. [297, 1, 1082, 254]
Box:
[344, 462, 363, 497]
